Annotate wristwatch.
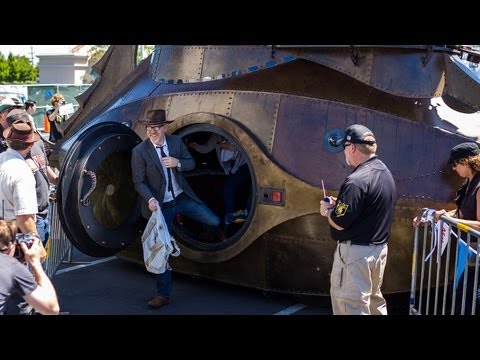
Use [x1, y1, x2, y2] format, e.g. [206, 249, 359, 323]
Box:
[177, 161, 182, 170]
[323, 208, 332, 217]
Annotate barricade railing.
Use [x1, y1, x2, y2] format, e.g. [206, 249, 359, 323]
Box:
[43, 200, 72, 278]
[409, 208, 480, 315]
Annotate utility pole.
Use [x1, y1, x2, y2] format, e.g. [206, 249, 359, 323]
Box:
[30, 46, 34, 65]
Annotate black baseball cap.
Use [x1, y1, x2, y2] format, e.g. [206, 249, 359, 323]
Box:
[447, 142, 480, 164]
[330, 124, 376, 147]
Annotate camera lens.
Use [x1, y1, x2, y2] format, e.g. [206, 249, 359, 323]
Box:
[15, 233, 33, 248]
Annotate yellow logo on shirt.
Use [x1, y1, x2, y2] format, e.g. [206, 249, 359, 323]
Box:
[335, 201, 349, 217]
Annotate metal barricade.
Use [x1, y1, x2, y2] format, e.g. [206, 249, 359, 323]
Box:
[43, 200, 72, 278]
[409, 208, 480, 315]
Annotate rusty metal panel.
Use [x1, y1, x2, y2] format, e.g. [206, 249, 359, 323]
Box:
[152, 46, 204, 83]
[167, 91, 234, 120]
[444, 54, 480, 112]
[366, 113, 462, 202]
[273, 96, 463, 203]
[229, 92, 280, 152]
[297, 47, 445, 98]
[273, 96, 351, 189]
[299, 47, 374, 85]
[201, 46, 286, 79]
[172, 238, 268, 290]
[150, 45, 297, 84]
[265, 233, 334, 295]
[102, 71, 160, 112]
[370, 49, 444, 98]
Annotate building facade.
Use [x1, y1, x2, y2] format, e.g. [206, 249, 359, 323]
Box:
[37, 46, 91, 85]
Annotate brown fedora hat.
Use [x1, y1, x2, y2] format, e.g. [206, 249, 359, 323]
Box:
[138, 109, 174, 125]
[6, 109, 30, 126]
[3, 119, 40, 144]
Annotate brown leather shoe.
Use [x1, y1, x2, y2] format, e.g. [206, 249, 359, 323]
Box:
[147, 295, 170, 308]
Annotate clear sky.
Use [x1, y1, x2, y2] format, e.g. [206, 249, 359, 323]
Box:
[0, 45, 80, 64]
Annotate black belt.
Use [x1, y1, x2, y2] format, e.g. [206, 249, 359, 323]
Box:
[162, 192, 186, 208]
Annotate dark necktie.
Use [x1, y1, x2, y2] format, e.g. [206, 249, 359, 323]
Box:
[157, 145, 176, 199]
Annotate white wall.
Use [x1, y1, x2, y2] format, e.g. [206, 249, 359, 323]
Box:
[37, 54, 89, 84]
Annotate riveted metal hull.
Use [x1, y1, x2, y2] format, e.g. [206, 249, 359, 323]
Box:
[52, 45, 480, 295]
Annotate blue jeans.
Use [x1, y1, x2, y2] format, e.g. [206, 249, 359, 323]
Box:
[155, 192, 219, 296]
[224, 164, 250, 215]
[36, 216, 50, 247]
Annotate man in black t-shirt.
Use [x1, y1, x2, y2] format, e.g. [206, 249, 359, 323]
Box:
[320, 124, 396, 315]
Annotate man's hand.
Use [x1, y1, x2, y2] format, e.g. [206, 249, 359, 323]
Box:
[412, 216, 421, 228]
[320, 197, 336, 217]
[161, 156, 179, 168]
[148, 198, 159, 212]
[21, 236, 46, 265]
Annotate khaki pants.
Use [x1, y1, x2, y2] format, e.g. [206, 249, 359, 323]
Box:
[330, 241, 388, 315]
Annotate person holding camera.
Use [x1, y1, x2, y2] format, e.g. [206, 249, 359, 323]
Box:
[46, 93, 66, 143]
[0, 220, 59, 315]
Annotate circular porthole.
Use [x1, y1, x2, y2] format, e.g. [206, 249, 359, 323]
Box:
[172, 124, 256, 251]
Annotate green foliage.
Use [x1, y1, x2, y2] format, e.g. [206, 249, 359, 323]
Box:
[137, 45, 155, 63]
[0, 52, 38, 84]
[88, 45, 109, 66]
[88, 45, 155, 66]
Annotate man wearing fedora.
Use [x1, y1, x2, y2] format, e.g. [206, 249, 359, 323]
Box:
[0, 118, 47, 315]
[0, 119, 42, 236]
[6, 109, 58, 246]
[132, 108, 220, 308]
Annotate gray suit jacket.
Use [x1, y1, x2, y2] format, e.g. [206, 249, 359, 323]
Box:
[131, 135, 200, 219]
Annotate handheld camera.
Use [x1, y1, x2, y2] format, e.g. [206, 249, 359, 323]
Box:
[14, 233, 34, 259]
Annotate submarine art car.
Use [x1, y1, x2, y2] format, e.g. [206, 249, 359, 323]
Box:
[49, 45, 480, 295]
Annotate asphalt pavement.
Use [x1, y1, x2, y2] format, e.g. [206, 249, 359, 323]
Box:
[50, 247, 409, 315]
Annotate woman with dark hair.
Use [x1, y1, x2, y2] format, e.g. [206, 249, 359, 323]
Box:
[24, 100, 37, 115]
[430, 142, 480, 314]
[435, 142, 480, 228]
